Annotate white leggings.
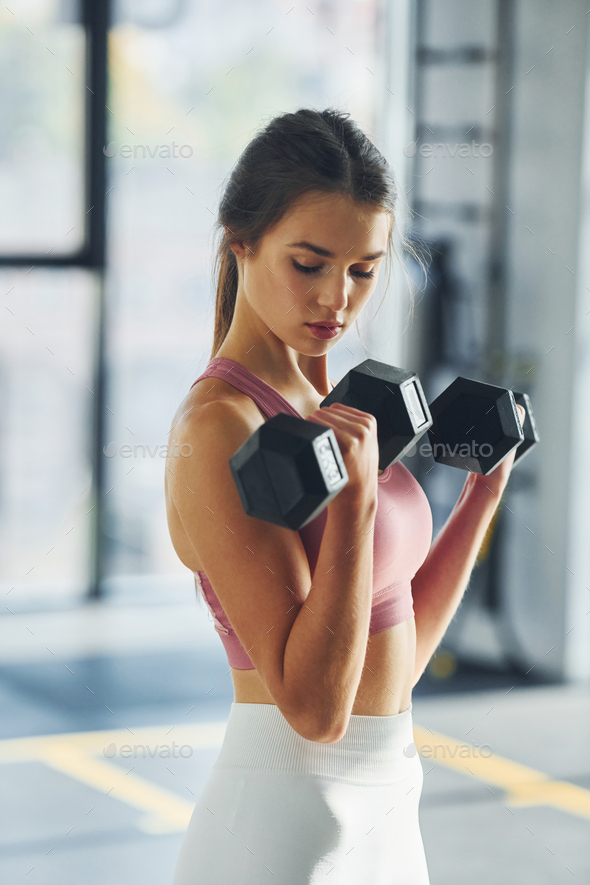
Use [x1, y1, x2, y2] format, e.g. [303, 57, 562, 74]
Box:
[172, 702, 431, 885]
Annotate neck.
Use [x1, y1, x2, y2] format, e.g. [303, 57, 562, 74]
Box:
[214, 293, 332, 398]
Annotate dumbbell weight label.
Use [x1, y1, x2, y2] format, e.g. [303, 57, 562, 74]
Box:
[403, 380, 430, 429]
[313, 435, 344, 489]
[229, 414, 349, 530]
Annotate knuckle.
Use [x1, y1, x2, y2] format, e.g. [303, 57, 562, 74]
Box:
[352, 426, 365, 443]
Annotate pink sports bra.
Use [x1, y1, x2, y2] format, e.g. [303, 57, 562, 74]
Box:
[190, 357, 433, 670]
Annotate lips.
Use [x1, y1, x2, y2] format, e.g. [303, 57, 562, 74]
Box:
[305, 322, 343, 340]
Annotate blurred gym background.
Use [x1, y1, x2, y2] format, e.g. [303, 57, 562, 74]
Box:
[1, 0, 589, 882]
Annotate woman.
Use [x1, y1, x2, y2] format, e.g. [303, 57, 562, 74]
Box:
[165, 107, 525, 884]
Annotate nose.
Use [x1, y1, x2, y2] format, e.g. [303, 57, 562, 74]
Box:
[311, 267, 349, 314]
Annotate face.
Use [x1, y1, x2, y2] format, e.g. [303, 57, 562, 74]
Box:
[230, 190, 391, 354]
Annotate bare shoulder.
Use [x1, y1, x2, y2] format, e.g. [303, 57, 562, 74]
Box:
[171, 376, 264, 438]
[164, 378, 266, 571]
[165, 377, 265, 498]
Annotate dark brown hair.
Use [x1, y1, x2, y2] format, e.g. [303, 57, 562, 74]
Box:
[209, 107, 404, 359]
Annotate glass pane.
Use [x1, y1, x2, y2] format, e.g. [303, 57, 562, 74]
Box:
[104, 0, 384, 599]
[0, 2, 85, 255]
[0, 268, 97, 609]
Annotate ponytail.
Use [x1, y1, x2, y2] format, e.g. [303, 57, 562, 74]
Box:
[210, 241, 239, 359]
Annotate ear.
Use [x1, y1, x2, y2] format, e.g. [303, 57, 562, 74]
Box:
[230, 243, 247, 258]
[227, 237, 248, 260]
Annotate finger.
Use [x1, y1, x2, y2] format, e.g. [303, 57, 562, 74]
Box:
[319, 402, 377, 422]
[308, 410, 373, 435]
[306, 411, 364, 432]
[314, 404, 376, 428]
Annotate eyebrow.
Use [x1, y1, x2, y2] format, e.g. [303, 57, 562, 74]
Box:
[286, 241, 386, 261]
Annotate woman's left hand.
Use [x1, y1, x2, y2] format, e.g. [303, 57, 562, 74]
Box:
[456, 403, 527, 507]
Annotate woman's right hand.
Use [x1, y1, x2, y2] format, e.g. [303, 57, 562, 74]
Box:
[306, 403, 380, 510]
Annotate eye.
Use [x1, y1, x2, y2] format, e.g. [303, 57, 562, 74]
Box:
[292, 259, 375, 279]
[292, 259, 321, 274]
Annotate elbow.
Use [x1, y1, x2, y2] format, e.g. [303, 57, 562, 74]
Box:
[306, 708, 349, 744]
[302, 723, 346, 744]
[282, 705, 347, 744]
[319, 727, 347, 745]
[308, 720, 347, 744]
[276, 676, 349, 744]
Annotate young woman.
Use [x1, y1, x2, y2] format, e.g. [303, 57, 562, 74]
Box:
[165, 107, 525, 885]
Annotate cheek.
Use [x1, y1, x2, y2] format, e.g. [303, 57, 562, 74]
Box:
[351, 280, 378, 311]
[363, 273, 381, 299]
[273, 264, 311, 309]
[284, 264, 312, 297]
[245, 263, 294, 320]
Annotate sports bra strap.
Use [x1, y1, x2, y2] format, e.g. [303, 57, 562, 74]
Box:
[191, 357, 334, 420]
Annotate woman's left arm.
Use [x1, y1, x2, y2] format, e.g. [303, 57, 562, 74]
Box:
[411, 404, 526, 686]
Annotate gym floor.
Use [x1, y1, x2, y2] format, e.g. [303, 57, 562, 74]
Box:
[1, 597, 589, 884]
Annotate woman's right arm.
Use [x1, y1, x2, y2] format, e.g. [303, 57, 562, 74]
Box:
[167, 398, 379, 744]
[281, 485, 377, 742]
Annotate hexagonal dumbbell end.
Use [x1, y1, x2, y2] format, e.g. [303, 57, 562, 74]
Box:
[229, 413, 349, 530]
[512, 391, 540, 464]
[320, 359, 432, 472]
[427, 377, 524, 475]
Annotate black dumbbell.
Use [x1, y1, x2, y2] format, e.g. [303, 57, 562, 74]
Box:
[426, 377, 539, 475]
[319, 359, 432, 471]
[230, 359, 432, 530]
[230, 413, 349, 530]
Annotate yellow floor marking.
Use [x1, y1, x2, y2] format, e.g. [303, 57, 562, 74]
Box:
[413, 724, 590, 819]
[1, 720, 589, 831]
[0, 721, 227, 760]
[40, 744, 194, 834]
[0, 722, 227, 834]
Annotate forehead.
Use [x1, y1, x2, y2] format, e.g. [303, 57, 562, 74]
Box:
[271, 191, 391, 250]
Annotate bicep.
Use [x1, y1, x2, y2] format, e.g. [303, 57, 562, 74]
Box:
[169, 401, 312, 706]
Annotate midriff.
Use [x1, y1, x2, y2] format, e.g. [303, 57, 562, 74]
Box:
[231, 617, 416, 716]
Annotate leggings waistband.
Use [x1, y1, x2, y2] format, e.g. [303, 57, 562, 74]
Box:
[213, 703, 417, 785]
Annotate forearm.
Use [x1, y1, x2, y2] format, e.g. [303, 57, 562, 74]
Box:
[283, 493, 376, 742]
[411, 477, 503, 686]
